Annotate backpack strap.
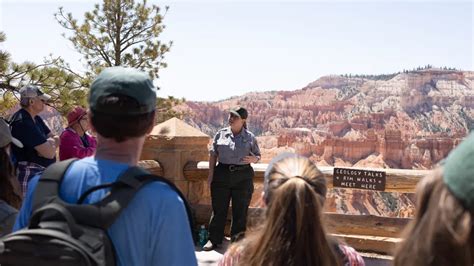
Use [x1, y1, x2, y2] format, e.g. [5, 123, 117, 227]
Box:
[67, 166, 153, 229]
[32, 163, 195, 240]
[116, 171, 196, 241]
[121, 173, 196, 239]
[32, 159, 77, 212]
[68, 167, 195, 237]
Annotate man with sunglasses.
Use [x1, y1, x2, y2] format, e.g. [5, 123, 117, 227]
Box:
[10, 85, 58, 195]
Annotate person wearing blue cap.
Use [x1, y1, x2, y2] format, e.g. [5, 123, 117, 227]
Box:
[394, 132, 474, 266]
[203, 107, 261, 251]
[13, 67, 197, 266]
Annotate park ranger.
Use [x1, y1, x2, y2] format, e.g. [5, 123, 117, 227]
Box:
[203, 107, 261, 251]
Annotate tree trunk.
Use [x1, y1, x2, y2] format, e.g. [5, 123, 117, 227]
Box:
[114, 0, 122, 66]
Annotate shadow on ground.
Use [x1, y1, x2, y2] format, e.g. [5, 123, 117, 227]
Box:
[195, 238, 230, 266]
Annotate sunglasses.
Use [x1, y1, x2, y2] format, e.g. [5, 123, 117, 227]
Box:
[34, 97, 46, 103]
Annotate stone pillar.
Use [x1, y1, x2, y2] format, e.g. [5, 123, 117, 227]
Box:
[141, 117, 210, 199]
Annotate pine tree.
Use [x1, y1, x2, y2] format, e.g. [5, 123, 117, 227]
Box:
[56, 0, 182, 122]
[0, 32, 86, 116]
[0, 32, 22, 116]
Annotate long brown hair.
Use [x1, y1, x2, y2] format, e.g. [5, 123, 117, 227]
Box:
[234, 155, 340, 266]
[394, 168, 474, 266]
[0, 146, 22, 209]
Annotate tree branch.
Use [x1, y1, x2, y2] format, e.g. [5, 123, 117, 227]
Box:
[120, 22, 158, 46]
[55, 8, 77, 31]
[0, 83, 17, 91]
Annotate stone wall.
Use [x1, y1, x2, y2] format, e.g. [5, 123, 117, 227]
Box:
[140, 118, 211, 203]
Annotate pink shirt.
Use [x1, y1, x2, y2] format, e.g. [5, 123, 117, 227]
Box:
[219, 244, 365, 266]
[59, 129, 97, 161]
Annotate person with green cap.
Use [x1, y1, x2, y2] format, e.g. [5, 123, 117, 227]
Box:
[13, 67, 197, 265]
[203, 106, 261, 251]
[394, 132, 474, 266]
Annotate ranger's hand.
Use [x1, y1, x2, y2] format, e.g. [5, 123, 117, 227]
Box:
[242, 155, 259, 164]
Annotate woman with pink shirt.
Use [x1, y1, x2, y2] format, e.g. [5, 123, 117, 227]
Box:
[59, 106, 97, 160]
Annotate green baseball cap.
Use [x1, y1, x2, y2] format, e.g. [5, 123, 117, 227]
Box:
[89, 67, 157, 115]
[443, 132, 474, 210]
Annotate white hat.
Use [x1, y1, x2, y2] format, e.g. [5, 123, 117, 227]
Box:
[19, 85, 51, 102]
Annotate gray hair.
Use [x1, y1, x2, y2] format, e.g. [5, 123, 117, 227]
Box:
[20, 97, 31, 108]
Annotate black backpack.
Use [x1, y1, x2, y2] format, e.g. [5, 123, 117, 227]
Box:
[0, 159, 195, 266]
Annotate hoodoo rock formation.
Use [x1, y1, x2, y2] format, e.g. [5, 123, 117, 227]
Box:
[176, 69, 473, 217]
[177, 69, 473, 169]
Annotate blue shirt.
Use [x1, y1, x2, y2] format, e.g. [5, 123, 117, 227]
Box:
[10, 109, 55, 167]
[14, 157, 197, 266]
[210, 127, 261, 165]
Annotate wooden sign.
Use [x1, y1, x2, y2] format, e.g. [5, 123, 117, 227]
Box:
[333, 167, 386, 191]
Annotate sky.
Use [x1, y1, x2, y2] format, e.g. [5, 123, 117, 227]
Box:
[0, 0, 472, 102]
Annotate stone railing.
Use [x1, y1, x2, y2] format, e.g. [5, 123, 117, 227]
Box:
[140, 118, 431, 257]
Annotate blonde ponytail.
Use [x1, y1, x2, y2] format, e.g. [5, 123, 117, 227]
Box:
[237, 156, 340, 266]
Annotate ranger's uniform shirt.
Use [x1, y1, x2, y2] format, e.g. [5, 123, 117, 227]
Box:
[210, 127, 261, 165]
